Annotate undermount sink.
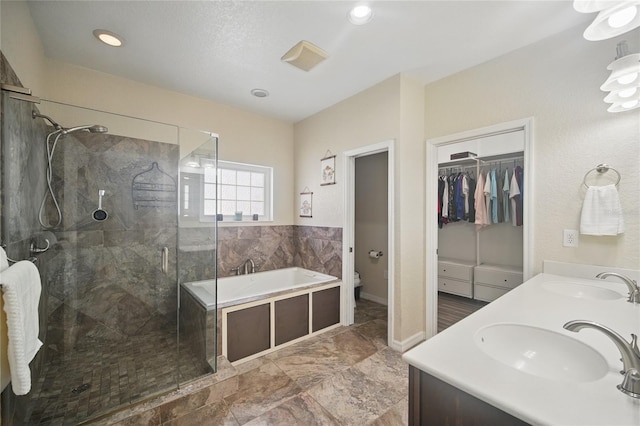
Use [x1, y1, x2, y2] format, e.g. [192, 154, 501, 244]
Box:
[474, 323, 608, 382]
[541, 281, 624, 300]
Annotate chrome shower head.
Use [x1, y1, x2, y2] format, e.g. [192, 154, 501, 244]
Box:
[32, 110, 62, 130]
[62, 124, 109, 135]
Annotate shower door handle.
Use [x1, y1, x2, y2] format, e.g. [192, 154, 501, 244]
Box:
[161, 247, 169, 274]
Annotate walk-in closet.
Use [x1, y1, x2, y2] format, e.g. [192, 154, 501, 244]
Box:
[436, 129, 526, 328]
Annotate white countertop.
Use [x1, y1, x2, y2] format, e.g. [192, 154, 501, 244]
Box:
[403, 273, 640, 426]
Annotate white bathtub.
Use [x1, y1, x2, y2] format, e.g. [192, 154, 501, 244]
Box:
[182, 267, 338, 310]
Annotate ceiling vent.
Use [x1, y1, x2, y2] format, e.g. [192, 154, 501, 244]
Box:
[281, 40, 328, 72]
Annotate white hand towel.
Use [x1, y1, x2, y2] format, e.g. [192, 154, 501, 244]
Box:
[1, 261, 43, 395]
[0, 247, 8, 272]
[580, 184, 624, 236]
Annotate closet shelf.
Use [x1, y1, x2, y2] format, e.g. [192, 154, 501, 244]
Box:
[438, 152, 524, 168]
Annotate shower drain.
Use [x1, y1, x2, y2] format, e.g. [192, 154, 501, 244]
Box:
[71, 383, 91, 394]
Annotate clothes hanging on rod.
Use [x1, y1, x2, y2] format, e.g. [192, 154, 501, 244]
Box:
[438, 169, 476, 228]
[438, 159, 523, 229]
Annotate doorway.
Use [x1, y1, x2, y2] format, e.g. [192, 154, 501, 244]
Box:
[425, 119, 534, 339]
[342, 140, 396, 348]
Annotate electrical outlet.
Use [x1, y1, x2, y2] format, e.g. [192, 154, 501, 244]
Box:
[563, 229, 579, 247]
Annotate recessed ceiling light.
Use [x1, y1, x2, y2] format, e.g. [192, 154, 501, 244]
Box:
[251, 88, 269, 98]
[93, 29, 124, 47]
[348, 5, 373, 25]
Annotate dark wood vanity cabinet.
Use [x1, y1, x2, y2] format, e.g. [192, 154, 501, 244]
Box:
[409, 366, 529, 426]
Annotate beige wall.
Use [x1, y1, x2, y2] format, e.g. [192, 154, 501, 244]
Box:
[294, 74, 426, 345]
[355, 152, 388, 304]
[1, 0, 47, 96]
[1, 0, 295, 225]
[425, 25, 640, 272]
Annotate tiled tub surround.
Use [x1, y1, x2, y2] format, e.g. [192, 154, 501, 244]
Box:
[181, 268, 341, 365]
[196, 225, 342, 279]
[294, 226, 342, 279]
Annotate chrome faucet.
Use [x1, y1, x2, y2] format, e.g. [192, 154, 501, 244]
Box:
[564, 320, 640, 398]
[242, 258, 255, 274]
[596, 272, 640, 304]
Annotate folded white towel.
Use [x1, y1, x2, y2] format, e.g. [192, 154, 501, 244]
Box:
[1, 261, 43, 395]
[0, 247, 8, 272]
[580, 184, 625, 236]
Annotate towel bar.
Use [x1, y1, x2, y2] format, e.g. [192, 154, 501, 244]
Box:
[583, 163, 621, 188]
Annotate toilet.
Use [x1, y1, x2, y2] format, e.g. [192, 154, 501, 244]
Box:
[354, 271, 362, 300]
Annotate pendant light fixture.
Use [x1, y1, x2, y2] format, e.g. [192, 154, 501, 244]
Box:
[573, 0, 640, 40]
[602, 41, 640, 112]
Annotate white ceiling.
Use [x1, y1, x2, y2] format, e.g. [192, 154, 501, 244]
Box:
[27, 1, 591, 123]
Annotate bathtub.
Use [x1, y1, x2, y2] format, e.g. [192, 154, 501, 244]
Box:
[182, 267, 338, 309]
[180, 267, 342, 365]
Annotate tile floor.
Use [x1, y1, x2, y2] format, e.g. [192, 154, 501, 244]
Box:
[95, 299, 408, 425]
[20, 319, 207, 425]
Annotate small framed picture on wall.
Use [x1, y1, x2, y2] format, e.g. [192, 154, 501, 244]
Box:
[320, 154, 336, 186]
[299, 191, 313, 218]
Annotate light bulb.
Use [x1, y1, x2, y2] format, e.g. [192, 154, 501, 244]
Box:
[617, 72, 639, 85]
[618, 87, 638, 98]
[348, 5, 373, 25]
[622, 99, 639, 108]
[93, 29, 124, 47]
[352, 6, 371, 18]
[607, 5, 638, 28]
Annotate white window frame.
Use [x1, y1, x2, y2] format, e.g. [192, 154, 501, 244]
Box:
[203, 160, 273, 223]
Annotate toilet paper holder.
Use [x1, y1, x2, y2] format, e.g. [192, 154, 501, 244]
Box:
[369, 250, 383, 259]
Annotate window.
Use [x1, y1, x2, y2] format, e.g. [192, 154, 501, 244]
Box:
[203, 161, 272, 221]
[180, 160, 272, 223]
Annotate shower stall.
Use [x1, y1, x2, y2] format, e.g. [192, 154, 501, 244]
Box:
[0, 81, 218, 424]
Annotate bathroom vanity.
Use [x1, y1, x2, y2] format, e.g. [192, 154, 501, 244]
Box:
[403, 266, 640, 425]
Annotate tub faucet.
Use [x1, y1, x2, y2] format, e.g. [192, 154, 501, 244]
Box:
[564, 320, 640, 398]
[596, 272, 640, 304]
[242, 258, 255, 274]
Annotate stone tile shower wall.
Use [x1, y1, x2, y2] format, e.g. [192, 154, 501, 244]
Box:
[0, 51, 48, 263]
[0, 51, 51, 423]
[46, 133, 179, 351]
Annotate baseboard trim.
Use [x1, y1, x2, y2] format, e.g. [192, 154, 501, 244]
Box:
[360, 292, 388, 305]
[390, 330, 425, 352]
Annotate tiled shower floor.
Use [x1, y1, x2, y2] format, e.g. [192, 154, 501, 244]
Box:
[22, 325, 207, 425]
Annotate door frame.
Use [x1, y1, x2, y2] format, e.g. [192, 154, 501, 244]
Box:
[342, 139, 395, 348]
[424, 118, 534, 339]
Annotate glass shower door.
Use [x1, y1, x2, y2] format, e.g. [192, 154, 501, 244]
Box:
[33, 102, 183, 422]
[177, 131, 219, 382]
[1, 96, 182, 424]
